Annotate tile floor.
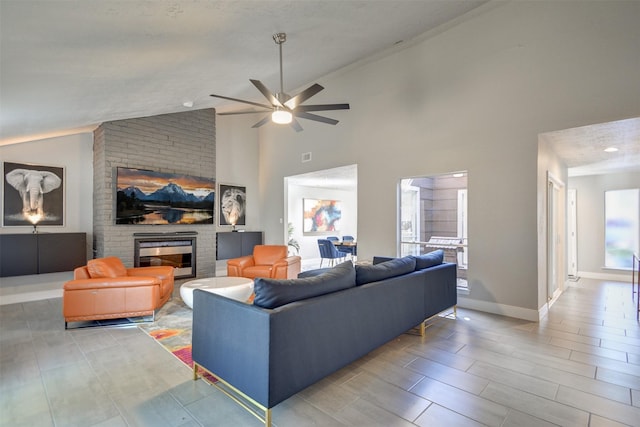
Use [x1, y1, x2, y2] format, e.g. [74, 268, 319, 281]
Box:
[1, 278, 639, 426]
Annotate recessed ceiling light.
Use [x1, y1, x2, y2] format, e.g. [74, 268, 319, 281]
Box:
[453, 173, 464, 178]
[604, 147, 619, 152]
[183, 101, 194, 108]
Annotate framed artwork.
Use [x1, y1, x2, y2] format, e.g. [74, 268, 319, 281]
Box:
[3, 161, 65, 226]
[115, 166, 215, 225]
[219, 184, 247, 226]
[303, 198, 342, 234]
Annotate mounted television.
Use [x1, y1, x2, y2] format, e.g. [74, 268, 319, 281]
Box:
[115, 167, 215, 225]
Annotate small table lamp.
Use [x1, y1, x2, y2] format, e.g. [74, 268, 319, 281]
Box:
[27, 213, 42, 233]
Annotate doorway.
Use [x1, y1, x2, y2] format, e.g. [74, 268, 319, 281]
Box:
[285, 165, 358, 270]
[547, 171, 565, 307]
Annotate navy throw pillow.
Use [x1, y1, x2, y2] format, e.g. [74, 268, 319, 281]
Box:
[412, 249, 444, 270]
[355, 256, 416, 286]
[297, 267, 333, 278]
[253, 261, 356, 309]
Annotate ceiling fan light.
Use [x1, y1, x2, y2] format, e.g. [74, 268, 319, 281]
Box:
[272, 109, 292, 124]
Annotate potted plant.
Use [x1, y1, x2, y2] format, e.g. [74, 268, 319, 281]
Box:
[287, 222, 300, 255]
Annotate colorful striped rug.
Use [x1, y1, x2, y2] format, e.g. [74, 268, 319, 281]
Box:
[139, 298, 217, 383]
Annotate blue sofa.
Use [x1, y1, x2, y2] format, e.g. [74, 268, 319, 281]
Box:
[192, 251, 456, 426]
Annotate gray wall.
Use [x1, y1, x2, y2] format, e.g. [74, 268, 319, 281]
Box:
[251, 1, 640, 320]
[93, 109, 217, 277]
[569, 171, 640, 280]
[0, 133, 94, 261]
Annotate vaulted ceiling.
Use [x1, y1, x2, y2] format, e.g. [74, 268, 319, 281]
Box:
[0, 0, 486, 144]
[1, 1, 637, 176]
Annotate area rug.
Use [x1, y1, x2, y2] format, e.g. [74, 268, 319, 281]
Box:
[138, 298, 217, 383]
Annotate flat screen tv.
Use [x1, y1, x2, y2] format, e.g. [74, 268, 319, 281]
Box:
[115, 167, 215, 225]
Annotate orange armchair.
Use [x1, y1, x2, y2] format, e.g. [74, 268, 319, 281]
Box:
[63, 256, 174, 328]
[227, 245, 301, 279]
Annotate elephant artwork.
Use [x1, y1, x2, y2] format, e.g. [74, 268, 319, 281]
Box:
[3, 162, 64, 226]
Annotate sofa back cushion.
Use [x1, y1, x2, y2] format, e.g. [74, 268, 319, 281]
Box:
[253, 261, 355, 309]
[87, 256, 127, 278]
[253, 245, 288, 266]
[412, 249, 444, 270]
[355, 256, 416, 286]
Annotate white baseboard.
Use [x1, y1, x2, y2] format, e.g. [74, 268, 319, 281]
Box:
[577, 271, 631, 283]
[457, 296, 539, 322]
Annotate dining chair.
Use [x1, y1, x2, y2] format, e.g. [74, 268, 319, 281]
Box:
[317, 239, 350, 267]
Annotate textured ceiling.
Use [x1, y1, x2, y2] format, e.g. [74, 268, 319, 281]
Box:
[0, 0, 486, 144]
[1, 1, 637, 178]
[542, 117, 640, 177]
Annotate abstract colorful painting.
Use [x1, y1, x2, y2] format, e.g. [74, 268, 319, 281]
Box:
[303, 198, 342, 234]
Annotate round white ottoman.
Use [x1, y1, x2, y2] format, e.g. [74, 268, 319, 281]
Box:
[180, 276, 254, 309]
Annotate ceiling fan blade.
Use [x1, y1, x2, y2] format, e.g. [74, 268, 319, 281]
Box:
[290, 118, 303, 132]
[295, 103, 350, 112]
[284, 83, 324, 110]
[294, 111, 339, 125]
[251, 115, 272, 128]
[210, 93, 272, 110]
[250, 79, 283, 108]
[218, 109, 270, 116]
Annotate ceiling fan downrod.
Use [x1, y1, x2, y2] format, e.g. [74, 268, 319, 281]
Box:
[273, 33, 287, 97]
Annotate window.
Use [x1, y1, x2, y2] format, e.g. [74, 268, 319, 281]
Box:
[399, 172, 468, 290]
[400, 181, 420, 255]
[605, 188, 640, 269]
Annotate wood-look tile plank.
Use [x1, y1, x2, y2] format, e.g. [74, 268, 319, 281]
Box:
[479, 382, 589, 426]
[406, 342, 476, 371]
[588, 414, 633, 427]
[601, 338, 640, 355]
[332, 396, 417, 427]
[570, 351, 639, 377]
[555, 385, 640, 426]
[533, 326, 601, 346]
[341, 371, 431, 422]
[632, 389, 640, 408]
[414, 403, 486, 427]
[510, 348, 597, 378]
[406, 357, 489, 395]
[467, 361, 558, 400]
[596, 367, 640, 390]
[359, 355, 426, 391]
[548, 337, 628, 361]
[410, 377, 509, 426]
[501, 409, 560, 427]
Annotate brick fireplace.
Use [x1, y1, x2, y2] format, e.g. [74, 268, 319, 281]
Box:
[92, 109, 216, 277]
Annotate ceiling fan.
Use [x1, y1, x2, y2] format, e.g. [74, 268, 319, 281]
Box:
[210, 33, 350, 132]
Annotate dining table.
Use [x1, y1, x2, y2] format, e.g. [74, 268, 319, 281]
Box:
[332, 240, 357, 257]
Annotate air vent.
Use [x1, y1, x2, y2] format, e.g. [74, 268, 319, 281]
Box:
[301, 152, 312, 163]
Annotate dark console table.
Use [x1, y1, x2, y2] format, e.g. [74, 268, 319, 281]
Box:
[216, 231, 263, 260]
[0, 233, 87, 277]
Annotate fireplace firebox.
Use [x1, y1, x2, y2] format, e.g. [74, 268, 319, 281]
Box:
[134, 232, 196, 279]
